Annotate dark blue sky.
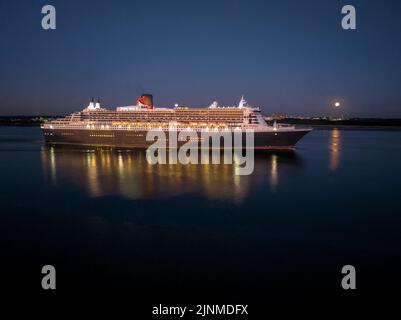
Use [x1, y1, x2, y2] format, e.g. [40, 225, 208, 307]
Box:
[1, 0, 401, 116]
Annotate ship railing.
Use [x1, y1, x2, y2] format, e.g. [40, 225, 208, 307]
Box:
[43, 123, 301, 132]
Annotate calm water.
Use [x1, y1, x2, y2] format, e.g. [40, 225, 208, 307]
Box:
[1, 126, 400, 299]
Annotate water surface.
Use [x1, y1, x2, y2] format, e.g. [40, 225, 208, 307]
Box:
[0, 126, 400, 299]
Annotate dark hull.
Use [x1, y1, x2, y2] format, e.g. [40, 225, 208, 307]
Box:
[42, 128, 310, 149]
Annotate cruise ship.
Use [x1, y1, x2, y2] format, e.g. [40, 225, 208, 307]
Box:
[41, 94, 312, 149]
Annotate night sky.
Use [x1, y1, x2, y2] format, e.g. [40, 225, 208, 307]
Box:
[0, 0, 401, 117]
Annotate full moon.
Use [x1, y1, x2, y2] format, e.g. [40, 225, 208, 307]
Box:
[334, 102, 341, 107]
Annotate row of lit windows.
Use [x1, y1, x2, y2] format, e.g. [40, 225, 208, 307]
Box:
[78, 117, 244, 121]
[44, 125, 254, 131]
[80, 109, 245, 114]
[126, 134, 144, 137]
[89, 134, 115, 137]
[146, 137, 205, 142]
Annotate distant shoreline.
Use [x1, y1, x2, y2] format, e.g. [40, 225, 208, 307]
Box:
[296, 124, 401, 130]
[1, 116, 401, 129]
[0, 116, 57, 127]
[274, 118, 401, 129]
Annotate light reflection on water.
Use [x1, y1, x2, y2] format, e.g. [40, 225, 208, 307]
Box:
[329, 128, 341, 171]
[40, 146, 303, 202]
[270, 154, 278, 190]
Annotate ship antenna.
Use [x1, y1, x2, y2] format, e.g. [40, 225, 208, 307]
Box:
[239, 95, 247, 108]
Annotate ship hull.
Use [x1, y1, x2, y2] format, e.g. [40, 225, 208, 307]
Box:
[42, 128, 310, 149]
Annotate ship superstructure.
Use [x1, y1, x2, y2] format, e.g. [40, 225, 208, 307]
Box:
[42, 95, 311, 149]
